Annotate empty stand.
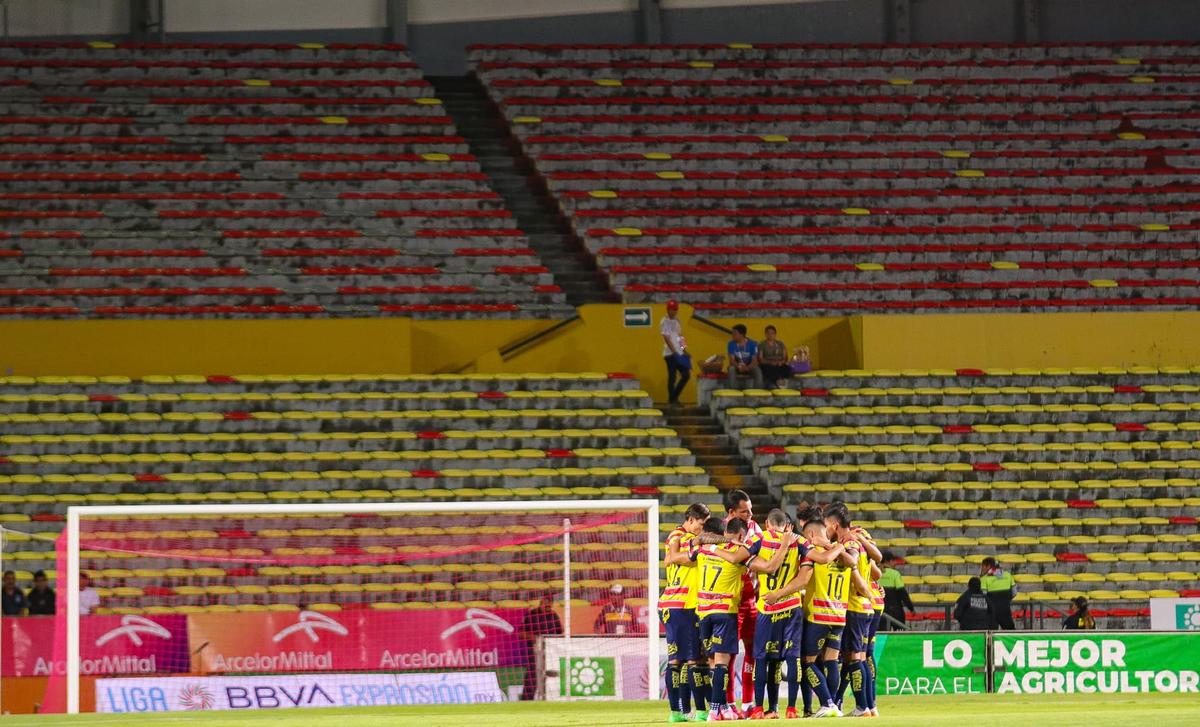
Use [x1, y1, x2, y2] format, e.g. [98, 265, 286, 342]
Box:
[0, 372, 715, 613]
[470, 42, 1200, 315]
[0, 42, 572, 319]
[698, 366, 1200, 624]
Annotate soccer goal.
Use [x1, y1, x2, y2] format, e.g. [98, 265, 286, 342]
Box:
[50, 499, 659, 714]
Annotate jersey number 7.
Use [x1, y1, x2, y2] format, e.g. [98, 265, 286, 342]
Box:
[702, 563, 723, 591]
[765, 563, 791, 591]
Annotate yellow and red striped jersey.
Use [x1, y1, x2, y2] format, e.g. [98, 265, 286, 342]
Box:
[747, 529, 804, 614]
[660, 526, 699, 610]
[695, 542, 747, 618]
[847, 546, 875, 615]
[803, 541, 857, 626]
[852, 528, 887, 613]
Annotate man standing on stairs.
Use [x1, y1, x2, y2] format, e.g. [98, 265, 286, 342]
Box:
[661, 300, 690, 406]
[723, 489, 763, 717]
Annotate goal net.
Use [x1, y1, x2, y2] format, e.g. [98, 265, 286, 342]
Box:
[41, 500, 658, 714]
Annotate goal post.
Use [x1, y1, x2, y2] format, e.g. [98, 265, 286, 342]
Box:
[55, 499, 659, 714]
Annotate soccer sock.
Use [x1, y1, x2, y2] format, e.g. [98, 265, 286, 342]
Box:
[724, 662, 734, 710]
[835, 661, 851, 708]
[667, 662, 681, 713]
[767, 660, 782, 713]
[865, 653, 877, 709]
[711, 664, 729, 710]
[724, 657, 744, 710]
[680, 663, 693, 713]
[859, 661, 874, 711]
[753, 657, 769, 708]
[802, 680, 814, 713]
[822, 659, 841, 707]
[804, 661, 832, 709]
[692, 664, 709, 712]
[742, 646, 756, 706]
[785, 656, 801, 708]
[850, 661, 867, 711]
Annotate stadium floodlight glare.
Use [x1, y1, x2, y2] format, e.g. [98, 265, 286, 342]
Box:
[60, 499, 660, 714]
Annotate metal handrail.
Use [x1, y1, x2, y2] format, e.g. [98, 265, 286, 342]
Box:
[690, 313, 733, 336]
[500, 314, 583, 360]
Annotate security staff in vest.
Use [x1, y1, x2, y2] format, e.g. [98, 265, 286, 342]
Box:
[979, 557, 1016, 629]
[878, 551, 914, 630]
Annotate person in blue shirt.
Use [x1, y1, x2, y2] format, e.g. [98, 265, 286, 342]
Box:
[726, 324, 764, 389]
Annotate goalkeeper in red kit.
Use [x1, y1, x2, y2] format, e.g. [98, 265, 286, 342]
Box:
[722, 490, 762, 716]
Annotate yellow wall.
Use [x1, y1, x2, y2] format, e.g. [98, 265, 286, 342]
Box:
[858, 310, 1200, 370]
[0, 318, 413, 377]
[3, 308, 1200, 401]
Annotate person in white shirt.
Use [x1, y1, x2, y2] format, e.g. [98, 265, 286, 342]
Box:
[660, 300, 690, 405]
[79, 572, 100, 616]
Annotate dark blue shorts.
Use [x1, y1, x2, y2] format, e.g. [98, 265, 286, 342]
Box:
[700, 613, 740, 655]
[663, 608, 700, 662]
[802, 622, 843, 658]
[783, 610, 805, 658]
[752, 611, 796, 659]
[842, 612, 874, 655]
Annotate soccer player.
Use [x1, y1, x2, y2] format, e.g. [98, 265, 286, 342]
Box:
[819, 503, 871, 718]
[834, 519, 883, 717]
[743, 509, 801, 720]
[722, 489, 762, 716]
[763, 510, 855, 718]
[743, 508, 843, 719]
[661, 502, 712, 723]
[863, 531, 886, 717]
[781, 504, 844, 719]
[697, 516, 795, 721]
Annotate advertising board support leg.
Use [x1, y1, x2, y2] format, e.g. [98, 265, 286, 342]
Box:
[985, 632, 994, 694]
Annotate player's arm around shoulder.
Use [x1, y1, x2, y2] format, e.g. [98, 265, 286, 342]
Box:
[704, 541, 752, 565]
[763, 556, 811, 604]
[664, 533, 691, 566]
[852, 528, 883, 562]
[748, 530, 798, 574]
[804, 541, 845, 565]
[836, 541, 860, 567]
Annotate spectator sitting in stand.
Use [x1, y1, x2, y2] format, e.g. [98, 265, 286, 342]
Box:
[2, 570, 27, 616]
[79, 572, 100, 616]
[757, 325, 791, 388]
[594, 584, 639, 635]
[726, 324, 763, 389]
[1062, 596, 1097, 630]
[27, 570, 55, 616]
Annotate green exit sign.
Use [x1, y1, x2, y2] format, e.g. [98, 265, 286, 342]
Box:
[623, 307, 651, 327]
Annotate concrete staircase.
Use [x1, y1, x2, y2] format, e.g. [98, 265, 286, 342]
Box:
[662, 404, 776, 517]
[429, 75, 615, 307]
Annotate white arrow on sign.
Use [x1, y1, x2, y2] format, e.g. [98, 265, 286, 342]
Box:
[624, 308, 651, 327]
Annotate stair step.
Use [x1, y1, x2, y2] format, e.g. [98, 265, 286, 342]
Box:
[429, 76, 617, 307]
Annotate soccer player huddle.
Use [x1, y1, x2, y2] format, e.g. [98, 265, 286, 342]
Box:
[661, 499, 884, 721]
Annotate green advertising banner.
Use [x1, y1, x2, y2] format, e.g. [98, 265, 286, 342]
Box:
[993, 633, 1200, 695]
[874, 632, 987, 696]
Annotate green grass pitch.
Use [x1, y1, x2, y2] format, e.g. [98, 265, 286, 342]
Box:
[19, 694, 1200, 727]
